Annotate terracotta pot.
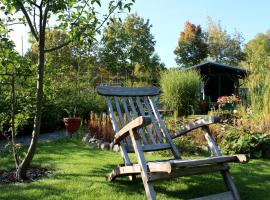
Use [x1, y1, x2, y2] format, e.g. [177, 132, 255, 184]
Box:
[63, 117, 81, 134]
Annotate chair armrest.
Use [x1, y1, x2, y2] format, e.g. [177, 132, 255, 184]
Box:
[171, 116, 221, 139]
[114, 116, 152, 144]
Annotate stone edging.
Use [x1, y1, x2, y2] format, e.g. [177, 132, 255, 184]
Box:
[82, 133, 119, 152]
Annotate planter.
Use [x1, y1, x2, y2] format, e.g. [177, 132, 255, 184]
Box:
[198, 101, 208, 113]
[220, 103, 235, 111]
[63, 117, 81, 135]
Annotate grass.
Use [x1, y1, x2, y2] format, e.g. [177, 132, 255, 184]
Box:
[0, 137, 270, 200]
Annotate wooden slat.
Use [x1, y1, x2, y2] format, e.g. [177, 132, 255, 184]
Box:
[97, 86, 160, 96]
[105, 97, 132, 165]
[171, 116, 221, 139]
[143, 96, 164, 143]
[128, 97, 152, 144]
[129, 129, 156, 199]
[114, 116, 152, 144]
[126, 143, 172, 153]
[113, 96, 132, 146]
[107, 161, 172, 181]
[203, 126, 240, 200]
[136, 97, 157, 144]
[203, 126, 222, 156]
[191, 191, 233, 200]
[148, 96, 181, 159]
[169, 155, 243, 168]
[121, 97, 148, 145]
[149, 164, 228, 182]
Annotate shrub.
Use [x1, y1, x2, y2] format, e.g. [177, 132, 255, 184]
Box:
[160, 69, 201, 117]
[220, 129, 270, 159]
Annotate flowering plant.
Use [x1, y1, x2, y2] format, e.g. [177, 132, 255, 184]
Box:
[217, 94, 241, 106]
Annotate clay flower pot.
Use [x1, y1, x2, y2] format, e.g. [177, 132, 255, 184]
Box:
[63, 117, 81, 135]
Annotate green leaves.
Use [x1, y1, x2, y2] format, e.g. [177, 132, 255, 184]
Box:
[100, 13, 155, 81]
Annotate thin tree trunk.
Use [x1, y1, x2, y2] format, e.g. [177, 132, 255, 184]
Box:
[16, 14, 45, 180]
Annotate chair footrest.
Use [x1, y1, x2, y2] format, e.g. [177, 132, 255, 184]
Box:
[170, 154, 248, 168]
[191, 191, 233, 200]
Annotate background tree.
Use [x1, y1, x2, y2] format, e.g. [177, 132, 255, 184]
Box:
[99, 13, 157, 84]
[207, 17, 244, 65]
[0, 0, 134, 180]
[174, 21, 208, 68]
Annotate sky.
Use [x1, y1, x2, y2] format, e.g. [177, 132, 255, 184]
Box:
[7, 0, 270, 67]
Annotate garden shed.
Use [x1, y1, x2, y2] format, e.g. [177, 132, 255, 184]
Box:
[188, 62, 248, 102]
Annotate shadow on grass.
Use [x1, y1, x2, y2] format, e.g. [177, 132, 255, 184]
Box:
[1, 137, 270, 200]
[88, 158, 270, 199]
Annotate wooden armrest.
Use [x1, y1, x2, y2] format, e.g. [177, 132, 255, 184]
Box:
[114, 116, 152, 144]
[171, 116, 221, 139]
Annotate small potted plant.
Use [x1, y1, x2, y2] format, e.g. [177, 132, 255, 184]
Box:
[217, 94, 241, 111]
[63, 107, 81, 136]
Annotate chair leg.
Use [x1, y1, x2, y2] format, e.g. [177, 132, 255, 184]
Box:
[141, 172, 156, 200]
[221, 170, 240, 200]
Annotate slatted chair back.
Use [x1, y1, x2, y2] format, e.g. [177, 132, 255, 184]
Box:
[97, 86, 181, 163]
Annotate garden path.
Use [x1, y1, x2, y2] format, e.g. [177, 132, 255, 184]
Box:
[0, 130, 67, 151]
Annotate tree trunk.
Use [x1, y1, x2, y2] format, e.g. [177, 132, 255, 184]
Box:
[16, 25, 45, 181]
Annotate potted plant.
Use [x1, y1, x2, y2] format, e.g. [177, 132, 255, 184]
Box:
[63, 107, 81, 136]
[217, 94, 241, 112]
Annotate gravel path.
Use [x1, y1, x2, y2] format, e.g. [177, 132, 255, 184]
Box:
[0, 130, 67, 151]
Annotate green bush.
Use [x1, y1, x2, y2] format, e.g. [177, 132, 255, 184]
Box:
[160, 69, 201, 117]
[220, 130, 270, 159]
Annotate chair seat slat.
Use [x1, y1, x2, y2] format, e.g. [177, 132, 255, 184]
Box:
[105, 97, 131, 165]
[143, 96, 164, 143]
[148, 96, 181, 159]
[126, 143, 171, 153]
[114, 96, 132, 147]
[121, 97, 148, 145]
[135, 97, 157, 144]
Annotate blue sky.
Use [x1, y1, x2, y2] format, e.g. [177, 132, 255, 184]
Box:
[132, 0, 270, 67]
[8, 0, 270, 68]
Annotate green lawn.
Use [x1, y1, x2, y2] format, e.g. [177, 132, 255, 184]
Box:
[0, 137, 269, 200]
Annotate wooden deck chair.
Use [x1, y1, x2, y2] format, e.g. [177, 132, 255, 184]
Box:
[96, 86, 248, 200]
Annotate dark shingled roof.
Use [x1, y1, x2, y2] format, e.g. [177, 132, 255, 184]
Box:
[187, 62, 248, 79]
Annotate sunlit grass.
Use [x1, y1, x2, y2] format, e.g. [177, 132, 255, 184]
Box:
[0, 137, 269, 200]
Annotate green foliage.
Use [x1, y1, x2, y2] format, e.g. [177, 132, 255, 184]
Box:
[99, 13, 161, 85]
[220, 130, 270, 159]
[207, 17, 245, 65]
[160, 69, 201, 116]
[242, 31, 270, 131]
[174, 21, 208, 68]
[0, 20, 34, 136]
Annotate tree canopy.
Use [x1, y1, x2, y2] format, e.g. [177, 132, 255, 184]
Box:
[207, 18, 244, 65]
[174, 18, 245, 67]
[99, 13, 158, 83]
[174, 21, 208, 68]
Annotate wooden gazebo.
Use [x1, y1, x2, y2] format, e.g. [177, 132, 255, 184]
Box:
[188, 62, 248, 102]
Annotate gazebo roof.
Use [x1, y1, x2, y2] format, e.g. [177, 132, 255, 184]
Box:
[187, 62, 248, 79]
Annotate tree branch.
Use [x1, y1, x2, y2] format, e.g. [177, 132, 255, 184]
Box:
[18, 1, 39, 41]
[44, 40, 71, 53]
[28, 0, 40, 8]
[94, 2, 119, 32]
[33, 7, 38, 35]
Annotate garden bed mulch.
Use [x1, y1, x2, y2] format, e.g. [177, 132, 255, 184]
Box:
[0, 168, 52, 186]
